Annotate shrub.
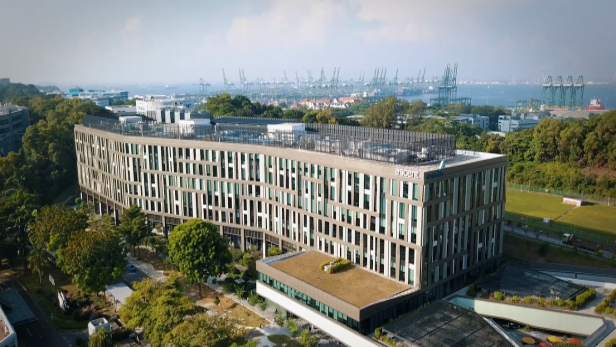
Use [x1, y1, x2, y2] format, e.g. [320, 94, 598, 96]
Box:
[555, 299, 565, 307]
[274, 312, 286, 327]
[211, 278, 217, 285]
[523, 296, 532, 304]
[267, 246, 282, 257]
[248, 292, 260, 306]
[595, 302, 608, 314]
[605, 337, 616, 347]
[466, 283, 477, 297]
[605, 307, 614, 315]
[221, 282, 234, 294]
[565, 299, 576, 310]
[319, 257, 351, 274]
[511, 296, 520, 304]
[575, 287, 596, 308]
[536, 297, 546, 307]
[493, 292, 505, 301]
[381, 336, 396, 347]
[597, 250, 603, 257]
[258, 300, 268, 311]
[235, 285, 246, 299]
[374, 327, 382, 339]
[524, 325, 531, 332]
[214, 295, 220, 306]
[286, 319, 300, 337]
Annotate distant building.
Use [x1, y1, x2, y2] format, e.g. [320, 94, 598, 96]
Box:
[453, 114, 490, 130]
[105, 105, 137, 115]
[64, 88, 129, 107]
[135, 96, 196, 120]
[154, 108, 210, 124]
[0, 78, 9, 86]
[0, 103, 29, 155]
[498, 113, 545, 133]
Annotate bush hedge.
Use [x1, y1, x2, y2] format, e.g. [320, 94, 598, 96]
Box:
[595, 288, 616, 314]
[466, 283, 477, 297]
[493, 292, 505, 301]
[575, 286, 596, 308]
[318, 257, 351, 274]
[487, 286, 595, 311]
[605, 337, 616, 347]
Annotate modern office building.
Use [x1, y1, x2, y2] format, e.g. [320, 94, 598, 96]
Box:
[0, 104, 29, 155]
[75, 117, 507, 343]
[64, 88, 129, 107]
[453, 114, 490, 130]
[135, 96, 196, 120]
[498, 113, 545, 132]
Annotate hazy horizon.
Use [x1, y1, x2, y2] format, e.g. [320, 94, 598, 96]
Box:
[1, 0, 615, 86]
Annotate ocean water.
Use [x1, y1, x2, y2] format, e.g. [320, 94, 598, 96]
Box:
[98, 83, 616, 109]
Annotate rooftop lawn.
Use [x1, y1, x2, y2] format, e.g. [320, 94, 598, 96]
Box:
[506, 189, 574, 219]
[270, 252, 409, 308]
[557, 204, 616, 234]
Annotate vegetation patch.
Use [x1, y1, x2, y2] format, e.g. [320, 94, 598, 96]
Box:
[318, 257, 351, 274]
[505, 189, 574, 219]
[267, 334, 300, 347]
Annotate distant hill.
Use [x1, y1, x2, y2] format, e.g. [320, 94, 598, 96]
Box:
[0, 83, 43, 102]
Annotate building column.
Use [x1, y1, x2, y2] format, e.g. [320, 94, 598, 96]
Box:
[262, 239, 266, 259]
[240, 228, 245, 251]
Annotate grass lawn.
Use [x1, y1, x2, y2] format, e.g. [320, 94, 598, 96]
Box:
[557, 205, 616, 234]
[268, 335, 300, 347]
[18, 268, 94, 330]
[503, 234, 616, 269]
[506, 189, 574, 219]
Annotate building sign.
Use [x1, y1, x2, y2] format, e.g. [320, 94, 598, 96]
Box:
[395, 168, 420, 179]
[426, 170, 444, 179]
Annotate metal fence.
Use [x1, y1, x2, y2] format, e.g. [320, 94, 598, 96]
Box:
[507, 182, 614, 206]
[80, 120, 457, 166]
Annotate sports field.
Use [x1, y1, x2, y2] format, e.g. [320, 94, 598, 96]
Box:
[557, 205, 616, 234]
[505, 189, 573, 219]
[506, 188, 616, 234]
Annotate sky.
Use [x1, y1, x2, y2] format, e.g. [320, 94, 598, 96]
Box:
[1, 0, 615, 86]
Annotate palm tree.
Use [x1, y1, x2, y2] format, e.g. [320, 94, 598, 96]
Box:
[88, 327, 110, 347]
[28, 243, 50, 286]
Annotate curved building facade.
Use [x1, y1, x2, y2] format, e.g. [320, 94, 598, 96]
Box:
[75, 118, 507, 337]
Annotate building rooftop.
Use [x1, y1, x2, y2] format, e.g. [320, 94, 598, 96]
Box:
[382, 300, 514, 347]
[265, 252, 409, 308]
[477, 263, 584, 300]
[0, 103, 26, 116]
[81, 116, 465, 167]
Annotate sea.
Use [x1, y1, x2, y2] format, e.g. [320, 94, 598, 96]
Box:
[84, 84, 616, 109]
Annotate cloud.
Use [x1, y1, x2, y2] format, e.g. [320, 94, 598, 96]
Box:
[202, 0, 352, 53]
[121, 15, 144, 48]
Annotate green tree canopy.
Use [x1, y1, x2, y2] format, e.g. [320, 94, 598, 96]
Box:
[119, 204, 151, 257]
[62, 215, 127, 293]
[164, 314, 246, 347]
[361, 96, 408, 129]
[119, 274, 197, 347]
[28, 204, 88, 249]
[168, 219, 232, 298]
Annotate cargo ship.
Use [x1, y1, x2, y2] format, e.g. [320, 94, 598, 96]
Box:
[397, 87, 422, 97]
[586, 98, 606, 110]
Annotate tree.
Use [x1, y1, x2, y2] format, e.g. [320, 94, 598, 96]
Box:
[164, 314, 246, 347]
[28, 243, 50, 286]
[361, 96, 407, 129]
[168, 219, 232, 298]
[119, 205, 151, 257]
[62, 215, 127, 293]
[315, 109, 337, 124]
[88, 327, 111, 347]
[120, 274, 197, 347]
[286, 318, 300, 337]
[267, 246, 282, 257]
[28, 204, 88, 250]
[298, 329, 319, 347]
[0, 189, 40, 270]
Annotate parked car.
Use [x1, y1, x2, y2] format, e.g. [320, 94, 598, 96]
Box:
[127, 264, 136, 272]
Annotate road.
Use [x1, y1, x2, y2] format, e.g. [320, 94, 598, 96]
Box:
[0, 274, 84, 347]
